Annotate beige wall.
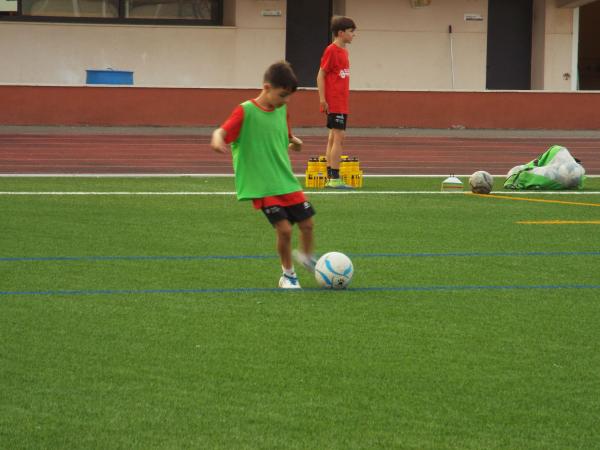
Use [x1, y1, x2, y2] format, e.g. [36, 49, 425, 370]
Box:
[531, 0, 580, 91]
[0, 0, 286, 87]
[543, 0, 574, 90]
[0, 0, 583, 91]
[0, 22, 237, 86]
[347, 0, 488, 90]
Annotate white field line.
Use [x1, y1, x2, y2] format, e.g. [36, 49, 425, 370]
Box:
[2, 191, 600, 196]
[1, 173, 598, 178]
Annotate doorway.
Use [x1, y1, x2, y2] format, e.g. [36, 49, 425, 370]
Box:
[285, 0, 332, 87]
[486, 0, 533, 90]
[578, 1, 600, 90]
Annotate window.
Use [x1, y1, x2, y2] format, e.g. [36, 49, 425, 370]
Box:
[126, 0, 214, 20]
[1, 0, 222, 23]
[0, 0, 18, 13]
[22, 0, 119, 18]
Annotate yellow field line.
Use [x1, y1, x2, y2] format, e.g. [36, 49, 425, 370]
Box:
[517, 220, 600, 225]
[470, 193, 600, 207]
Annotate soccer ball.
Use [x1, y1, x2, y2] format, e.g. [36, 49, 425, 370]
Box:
[314, 252, 354, 289]
[469, 170, 494, 194]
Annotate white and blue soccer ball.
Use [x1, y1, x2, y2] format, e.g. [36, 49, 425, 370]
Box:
[315, 252, 354, 289]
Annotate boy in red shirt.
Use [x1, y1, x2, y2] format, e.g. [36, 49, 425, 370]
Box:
[211, 61, 316, 289]
[316, 16, 357, 189]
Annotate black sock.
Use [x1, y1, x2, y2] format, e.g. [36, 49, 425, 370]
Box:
[327, 166, 332, 178]
[331, 168, 340, 179]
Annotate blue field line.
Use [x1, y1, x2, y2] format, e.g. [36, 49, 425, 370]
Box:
[351, 250, 600, 258]
[0, 254, 274, 262]
[1, 284, 599, 297]
[1, 250, 600, 263]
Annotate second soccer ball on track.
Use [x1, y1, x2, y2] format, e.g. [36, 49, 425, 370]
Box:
[469, 170, 494, 194]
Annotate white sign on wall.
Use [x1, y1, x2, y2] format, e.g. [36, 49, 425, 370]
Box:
[0, 0, 17, 12]
[464, 14, 484, 21]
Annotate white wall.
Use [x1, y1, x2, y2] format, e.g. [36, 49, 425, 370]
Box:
[346, 0, 488, 90]
[0, 0, 579, 90]
[0, 0, 286, 87]
[0, 22, 235, 86]
[543, 1, 574, 91]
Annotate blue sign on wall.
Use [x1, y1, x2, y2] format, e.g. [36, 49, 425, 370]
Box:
[86, 69, 134, 85]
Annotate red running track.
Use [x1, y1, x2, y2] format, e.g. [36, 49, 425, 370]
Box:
[1, 134, 599, 175]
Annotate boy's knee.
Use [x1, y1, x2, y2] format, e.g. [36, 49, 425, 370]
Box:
[298, 218, 314, 233]
[276, 221, 293, 238]
[332, 129, 345, 143]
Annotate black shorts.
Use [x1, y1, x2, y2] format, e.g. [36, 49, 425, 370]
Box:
[326, 113, 348, 130]
[262, 201, 316, 225]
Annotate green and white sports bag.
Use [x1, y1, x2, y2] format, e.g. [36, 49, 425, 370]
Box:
[504, 145, 585, 190]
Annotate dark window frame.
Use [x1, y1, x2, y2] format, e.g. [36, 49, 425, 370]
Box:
[0, 0, 223, 25]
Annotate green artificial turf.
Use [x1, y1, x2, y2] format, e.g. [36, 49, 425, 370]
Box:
[1, 177, 599, 449]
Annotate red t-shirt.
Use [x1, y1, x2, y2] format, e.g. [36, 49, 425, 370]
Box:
[220, 100, 305, 209]
[221, 100, 292, 144]
[320, 43, 350, 114]
[252, 191, 307, 209]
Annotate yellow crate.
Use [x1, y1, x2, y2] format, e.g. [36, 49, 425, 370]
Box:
[305, 156, 363, 189]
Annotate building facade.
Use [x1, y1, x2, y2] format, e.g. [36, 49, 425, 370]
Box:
[1, 0, 599, 129]
[1, 0, 599, 91]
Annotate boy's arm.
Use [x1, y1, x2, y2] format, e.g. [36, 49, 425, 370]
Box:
[316, 68, 328, 114]
[210, 105, 244, 153]
[210, 128, 228, 153]
[288, 135, 303, 152]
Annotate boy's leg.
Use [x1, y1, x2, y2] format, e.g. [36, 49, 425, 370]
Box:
[325, 113, 346, 180]
[262, 206, 302, 288]
[274, 219, 294, 270]
[326, 128, 351, 188]
[329, 128, 345, 172]
[293, 217, 317, 273]
[325, 130, 335, 177]
[324, 112, 349, 188]
[274, 219, 301, 288]
[297, 217, 314, 258]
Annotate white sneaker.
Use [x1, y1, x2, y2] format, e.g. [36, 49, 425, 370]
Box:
[292, 249, 317, 274]
[278, 273, 301, 289]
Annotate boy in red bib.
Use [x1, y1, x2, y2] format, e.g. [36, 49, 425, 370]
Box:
[211, 61, 316, 289]
[317, 16, 357, 189]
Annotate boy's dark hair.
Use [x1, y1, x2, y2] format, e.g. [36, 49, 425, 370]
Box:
[331, 16, 356, 35]
[263, 61, 298, 92]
